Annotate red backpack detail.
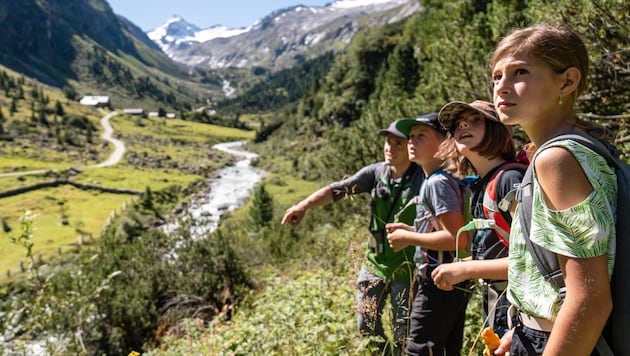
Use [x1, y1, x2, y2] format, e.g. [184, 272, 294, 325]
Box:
[481, 161, 527, 248]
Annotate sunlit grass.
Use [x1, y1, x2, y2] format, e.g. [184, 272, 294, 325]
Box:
[111, 115, 255, 143]
[78, 166, 201, 191]
[0, 187, 132, 281]
[0, 153, 76, 173]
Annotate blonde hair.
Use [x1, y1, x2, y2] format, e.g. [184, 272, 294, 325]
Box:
[492, 24, 613, 143]
[491, 24, 589, 106]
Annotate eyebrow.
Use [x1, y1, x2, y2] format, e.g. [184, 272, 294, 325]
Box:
[499, 59, 536, 70]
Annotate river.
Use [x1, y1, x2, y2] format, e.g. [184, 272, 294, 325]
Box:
[164, 140, 267, 238]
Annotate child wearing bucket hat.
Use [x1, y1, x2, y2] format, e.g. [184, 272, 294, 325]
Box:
[431, 100, 525, 342]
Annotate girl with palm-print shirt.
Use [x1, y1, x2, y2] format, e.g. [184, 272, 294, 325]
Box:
[491, 24, 616, 356]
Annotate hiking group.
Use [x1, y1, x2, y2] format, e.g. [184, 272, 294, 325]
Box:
[282, 23, 625, 356]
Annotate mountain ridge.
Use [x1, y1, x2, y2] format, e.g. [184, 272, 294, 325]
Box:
[149, 0, 419, 71]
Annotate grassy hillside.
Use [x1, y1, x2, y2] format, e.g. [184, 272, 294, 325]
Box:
[0, 66, 255, 281]
[0, 0, 223, 113]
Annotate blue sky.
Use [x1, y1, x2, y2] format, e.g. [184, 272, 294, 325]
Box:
[107, 0, 333, 31]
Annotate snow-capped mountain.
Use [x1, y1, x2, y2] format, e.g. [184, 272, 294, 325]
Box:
[148, 0, 419, 70]
[148, 15, 250, 56]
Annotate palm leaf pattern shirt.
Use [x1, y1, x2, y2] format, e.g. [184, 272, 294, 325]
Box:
[507, 139, 617, 321]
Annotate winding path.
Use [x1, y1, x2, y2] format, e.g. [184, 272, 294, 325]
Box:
[91, 111, 124, 168]
[0, 111, 124, 177]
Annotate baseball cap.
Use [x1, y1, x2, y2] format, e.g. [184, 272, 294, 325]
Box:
[395, 112, 446, 136]
[378, 120, 409, 139]
[438, 100, 500, 132]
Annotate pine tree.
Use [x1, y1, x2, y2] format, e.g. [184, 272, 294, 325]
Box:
[10, 98, 17, 115]
[141, 186, 154, 211]
[249, 183, 274, 231]
[0, 107, 5, 134]
[86, 123, 93, 143]
[55, 100, 64, 116]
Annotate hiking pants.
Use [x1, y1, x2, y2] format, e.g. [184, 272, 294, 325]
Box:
[406, 277, 470, 356]
[357, 267, 413, 355]
[510, 323, 602, 355]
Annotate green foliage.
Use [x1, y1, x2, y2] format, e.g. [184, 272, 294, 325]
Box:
[1, 197, 255, 354]
[2, 1, 628, 355]
[0, 108, 4, 134]
[141, 186, 155, 211]
[186, 110, 251, 130]
[155, 269, 359, 355]
[248, 183, 274, 231]
[62, 86, 77, 101]
[260, 0, 630, 185]
[7, 212, 38, 277]
[54, 100, 64, 116]
[10, 97, 17, 115]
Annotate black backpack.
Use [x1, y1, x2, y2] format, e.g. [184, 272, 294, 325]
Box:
[518, 132, 629, 356]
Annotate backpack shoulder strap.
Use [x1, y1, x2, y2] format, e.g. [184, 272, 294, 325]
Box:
[483, 162, 527, 247]
[518, 161, 567, 298]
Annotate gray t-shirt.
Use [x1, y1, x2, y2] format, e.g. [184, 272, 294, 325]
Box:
[414, 168, 465, 279]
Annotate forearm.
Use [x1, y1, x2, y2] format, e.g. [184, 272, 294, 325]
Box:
[297, 186, 334, 209]
[282, 186, 335, 225]
[543, 256, 612, 355]
[403, 229, 459, 251]
[544, 294, 611, 355]
[456, 258, 508, 281]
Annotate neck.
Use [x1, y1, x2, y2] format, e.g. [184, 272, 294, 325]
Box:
[468, 156, 507, 178]
[421, 159, 443, 176]
[522, 111, 578, 147]
[391, 161, 411, 179]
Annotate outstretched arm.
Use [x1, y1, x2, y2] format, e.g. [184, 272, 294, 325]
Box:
[281, 186, 334, 226]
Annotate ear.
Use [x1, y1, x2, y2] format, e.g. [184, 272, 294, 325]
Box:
[559, 67, 581, 96]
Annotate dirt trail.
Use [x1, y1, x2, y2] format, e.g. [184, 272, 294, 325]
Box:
[91, 111, 124, 168]
[0, 111, 124, 177]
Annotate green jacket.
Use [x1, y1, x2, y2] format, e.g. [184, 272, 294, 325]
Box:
[330, 162, 423, 283]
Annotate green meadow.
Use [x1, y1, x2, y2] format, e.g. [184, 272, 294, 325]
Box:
[0, 113, 255, 281]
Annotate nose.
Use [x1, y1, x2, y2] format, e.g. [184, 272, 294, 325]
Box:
[457, 120, 470, 130]
[494, 76, 511, 96]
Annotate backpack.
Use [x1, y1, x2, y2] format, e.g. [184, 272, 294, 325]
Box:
[482, 161, 527, 248]
[455, 162, 526, 259]
[518, 132, 630, 356]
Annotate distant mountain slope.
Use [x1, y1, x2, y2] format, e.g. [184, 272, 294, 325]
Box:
[0, 0, 213, 110]
[148, 0, 420, 71]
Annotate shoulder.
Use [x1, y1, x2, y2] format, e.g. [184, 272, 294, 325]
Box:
[426, 171, 461, 192]
[535, 144, 585, 183]
[534, 142, 592, 210]
[494, 163, 526, 189]
[355, 162, 386, 177]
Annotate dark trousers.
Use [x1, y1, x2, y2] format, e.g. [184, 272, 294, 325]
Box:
[406, 278, 471, 355]
[511, 324, 603, 355]
[482, 283, 512, 337]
